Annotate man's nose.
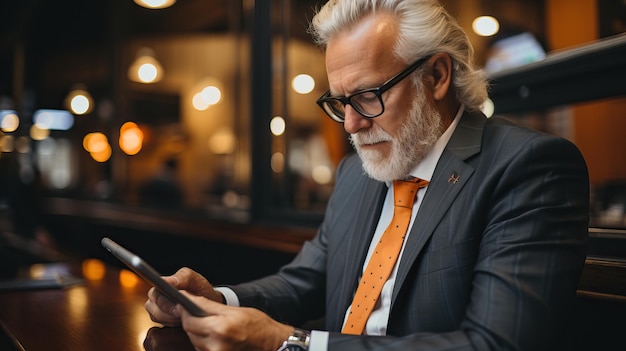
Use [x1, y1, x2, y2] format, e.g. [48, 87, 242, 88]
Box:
[343, 106, 372, 134]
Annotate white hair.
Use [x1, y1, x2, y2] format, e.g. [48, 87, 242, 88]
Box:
[310, 0, 488, 112]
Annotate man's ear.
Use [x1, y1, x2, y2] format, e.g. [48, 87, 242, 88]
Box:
[428, 53, 453, 101]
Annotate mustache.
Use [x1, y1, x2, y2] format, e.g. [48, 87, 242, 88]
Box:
[350, 128, 392, 146]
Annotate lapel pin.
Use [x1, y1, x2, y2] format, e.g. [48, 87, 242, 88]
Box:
[448, 173, 460, 184]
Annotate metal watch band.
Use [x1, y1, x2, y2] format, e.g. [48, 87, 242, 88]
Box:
[277, 328, 310, 351]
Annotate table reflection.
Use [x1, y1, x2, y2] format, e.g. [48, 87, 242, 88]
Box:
[144, 326, 196, 351]
[0, 260, 172, 351]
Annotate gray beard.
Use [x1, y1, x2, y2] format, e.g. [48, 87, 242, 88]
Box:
[350, 94, 443, 182]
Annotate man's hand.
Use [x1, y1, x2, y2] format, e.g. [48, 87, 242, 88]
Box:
[145, 267, 224, 326]
[178, 292, 294, 351]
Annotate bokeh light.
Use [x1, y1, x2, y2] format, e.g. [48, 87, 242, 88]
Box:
[83, 132, 109, 153]
[312, 165, 333, 184]
[0, 111, 19, 132]
[119, 269, 140, 288]
[66, 89, 94, 115]
[33, 109, 74, 130]
[83, 132, 112, 162]
[91, 143, 112, 162]
[292, 74, 315, 94]
[271, 152, 285, 173]
[82, 259, 106, 280]
[119, 122, 144, 155]
[133, 0, 176, 9]
[30, 124, 50, 141]
[472, 16, 500, 36]
[192, 85, 222, 110]
[128, 48, 163, 84]
[0, 135, 13, 152]
[208, 128, 235, 155]
[270, 116, 286, 136]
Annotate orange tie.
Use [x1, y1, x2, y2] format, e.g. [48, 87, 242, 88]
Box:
[342, 178, 429, 335]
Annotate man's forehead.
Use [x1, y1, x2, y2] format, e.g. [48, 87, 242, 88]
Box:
[325, 15, 402, 93]
[325, 13, 398, 64]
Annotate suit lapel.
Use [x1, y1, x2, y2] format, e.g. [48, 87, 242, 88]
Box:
[392, 111, 485, 302]
[346, 179, 386, 278]
[334, 178, 386, 328]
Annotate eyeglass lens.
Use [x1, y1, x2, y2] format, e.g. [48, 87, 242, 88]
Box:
[325, 90, 382, 121]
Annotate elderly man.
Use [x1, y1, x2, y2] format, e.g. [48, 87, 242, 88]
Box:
[146, 1, 589, 350]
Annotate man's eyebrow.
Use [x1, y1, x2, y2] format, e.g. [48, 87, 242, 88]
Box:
[330, 82, 377, 97]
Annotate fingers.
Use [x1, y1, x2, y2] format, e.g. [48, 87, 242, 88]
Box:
[145, 287, 180, 326]
[171, 268, 223, 302]
[149, 286, 177, 314]
[176, 295, 235, 351]
[147, 268, 206, 316]
[175, 294, 223, 351]
[145, 299, 181, 326]
[176, 293, 294, 351]
[173, 268, 214, 295]
[144, 267, 222, 327]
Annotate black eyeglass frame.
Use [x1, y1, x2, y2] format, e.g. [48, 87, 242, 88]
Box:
[316, 55, 432, 122]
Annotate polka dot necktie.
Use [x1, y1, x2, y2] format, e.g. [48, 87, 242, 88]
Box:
[342, 178, 429, 335]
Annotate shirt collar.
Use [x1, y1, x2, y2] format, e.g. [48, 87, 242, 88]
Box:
[410, 104, 464, 182]
[383, 104, 464, 187]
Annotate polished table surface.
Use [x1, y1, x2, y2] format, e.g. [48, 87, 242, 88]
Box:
[0, 260, 195, 351]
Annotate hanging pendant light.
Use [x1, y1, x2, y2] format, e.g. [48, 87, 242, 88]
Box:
[128, 47, 164, 84]
[133, 0, 176, 10]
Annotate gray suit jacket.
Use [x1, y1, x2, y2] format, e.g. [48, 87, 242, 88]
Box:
[231, 111, 589, 350]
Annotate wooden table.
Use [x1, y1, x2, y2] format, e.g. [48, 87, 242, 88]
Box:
[0, 260, 194, 351]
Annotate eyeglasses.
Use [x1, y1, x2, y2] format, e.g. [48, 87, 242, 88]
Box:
[316, 55, 431, 123]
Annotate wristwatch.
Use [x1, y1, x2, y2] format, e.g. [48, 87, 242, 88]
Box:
[276, 328, 310, 351]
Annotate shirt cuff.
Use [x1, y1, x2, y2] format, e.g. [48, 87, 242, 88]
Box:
[309, 330, 329, 351]
[214, 286, 240, 307]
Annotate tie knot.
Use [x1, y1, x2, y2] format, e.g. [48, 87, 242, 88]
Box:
[392, 178, 429, 208]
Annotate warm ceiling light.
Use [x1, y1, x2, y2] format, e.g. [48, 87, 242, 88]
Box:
[270, 116, 286, 136]
[292, 74, 315, 94]
[472, 16, 500, 37]
[133, 0, 176, 9]
[65, 88, 94, 115]
[128, 48, 163, 84]
[192, 85, 222, 111]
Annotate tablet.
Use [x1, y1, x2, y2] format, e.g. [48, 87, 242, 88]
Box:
[101, 237, 207, 317]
